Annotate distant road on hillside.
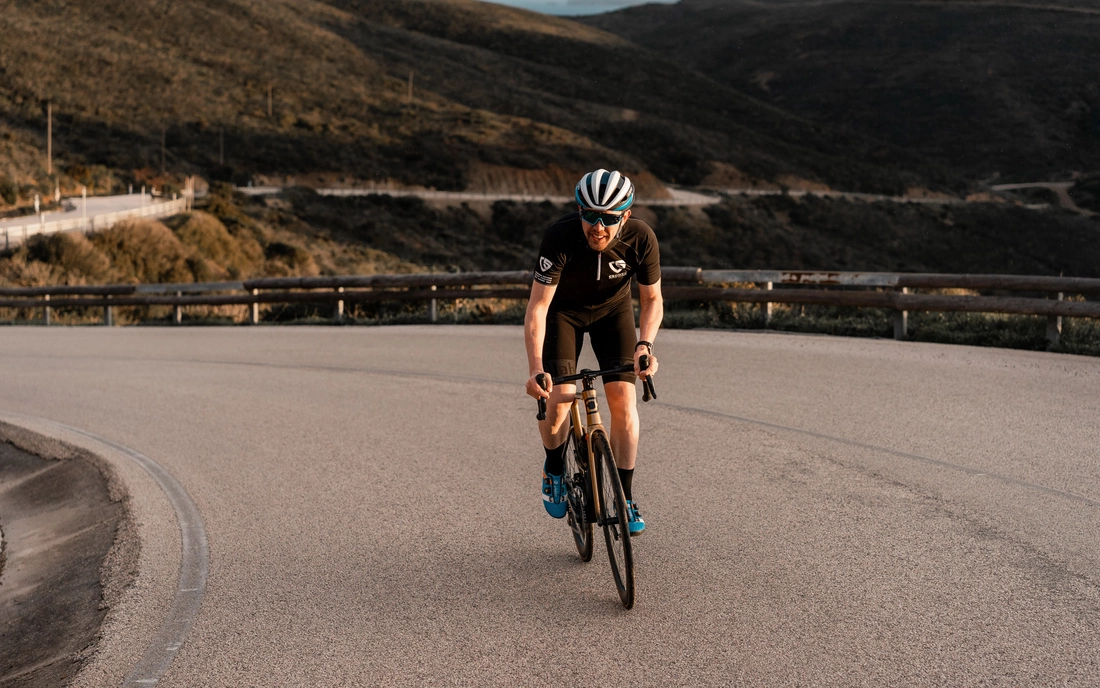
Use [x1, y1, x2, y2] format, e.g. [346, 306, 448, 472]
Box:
[991, 182, 1097, 216]
[0, 194, 188, 248]
[237, 185, 978, 207]
[238, 185, 722, 206]
[0, 194, 151, 231]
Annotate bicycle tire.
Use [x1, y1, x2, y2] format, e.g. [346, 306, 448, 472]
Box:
[592, 430, 635, 609]
[564, 420, 594, 562]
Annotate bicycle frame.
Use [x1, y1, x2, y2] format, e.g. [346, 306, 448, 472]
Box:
[568, 374, 607, 521]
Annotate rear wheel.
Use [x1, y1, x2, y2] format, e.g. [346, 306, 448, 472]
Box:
[592, 430, 634, 609]
[564, 420, 593, 562]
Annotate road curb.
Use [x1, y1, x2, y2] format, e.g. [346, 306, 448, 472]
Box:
[0, 414, 204, 688]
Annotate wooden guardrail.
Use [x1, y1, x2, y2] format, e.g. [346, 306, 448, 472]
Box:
[1, 268, 1097, 347]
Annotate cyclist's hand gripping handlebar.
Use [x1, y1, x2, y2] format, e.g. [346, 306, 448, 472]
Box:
[638, 355, 657, 402]
[535, 373, 550, 421]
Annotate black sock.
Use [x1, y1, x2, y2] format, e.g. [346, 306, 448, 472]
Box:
[618, 468, 634, 501]
[543, 441, 566, 476]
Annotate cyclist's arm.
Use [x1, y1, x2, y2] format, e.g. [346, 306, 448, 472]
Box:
[635, 279, 664, 376]
[524, 281, 557, 397]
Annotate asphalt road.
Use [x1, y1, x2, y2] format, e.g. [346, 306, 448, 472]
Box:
[0, 195, 154, 231]
[1, 326, 1098, 686]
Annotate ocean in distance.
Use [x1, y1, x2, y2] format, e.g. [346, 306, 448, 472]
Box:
[482, 0, 677, 16]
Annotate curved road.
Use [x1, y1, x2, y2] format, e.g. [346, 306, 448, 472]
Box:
[2, 327, 1099, 685]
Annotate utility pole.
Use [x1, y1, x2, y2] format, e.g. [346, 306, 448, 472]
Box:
[407, 70, 414, 103]
[46, 101, 52, 175]
[268, 84, 273, 118]
[219, 128, 224, 165]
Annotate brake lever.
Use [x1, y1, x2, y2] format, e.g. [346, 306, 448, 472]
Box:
[638, 355, 657, 402]
[535, 373, 549, 420]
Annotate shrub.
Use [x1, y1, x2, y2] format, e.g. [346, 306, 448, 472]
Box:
[90, 219, 196, 283]
[25, 232, 111, 283]
[0, 175, 16, 205]
[171, 211, 263, 278]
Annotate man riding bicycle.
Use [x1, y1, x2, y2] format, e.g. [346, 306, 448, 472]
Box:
[524, 169, 663, 535]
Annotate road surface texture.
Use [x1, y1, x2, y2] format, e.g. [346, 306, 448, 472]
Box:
[1, 326, 1098, 686]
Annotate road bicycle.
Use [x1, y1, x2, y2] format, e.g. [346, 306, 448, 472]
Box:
[536, 357, 656, 609]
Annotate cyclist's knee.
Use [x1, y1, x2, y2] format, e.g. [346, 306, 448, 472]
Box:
[542, 394, 573, 428]
[604, 381, 637, 410]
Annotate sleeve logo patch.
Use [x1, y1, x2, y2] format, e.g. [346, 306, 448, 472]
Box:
[539, 256, 553, 272]
[609, 260, 628, 274]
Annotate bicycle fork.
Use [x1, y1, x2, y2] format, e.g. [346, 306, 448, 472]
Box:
[578, 377, 605, 521]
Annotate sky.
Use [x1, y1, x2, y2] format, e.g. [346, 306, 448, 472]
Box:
[482, 0, 677, 16]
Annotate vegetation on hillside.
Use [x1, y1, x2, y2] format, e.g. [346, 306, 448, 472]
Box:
[0, 0, 967, 220]
[0, 187, 420, 288]
[221, 188, 1100, 277]
[583, 0, 1100, 183]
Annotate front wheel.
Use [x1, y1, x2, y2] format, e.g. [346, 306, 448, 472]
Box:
[564, 421, 593, 562]
[592, 430, 634, 609]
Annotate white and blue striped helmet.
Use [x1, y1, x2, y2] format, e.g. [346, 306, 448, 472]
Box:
[575, 169, 635, 212]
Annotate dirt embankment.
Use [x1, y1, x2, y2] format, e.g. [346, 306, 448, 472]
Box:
[0, 424, 137, 688]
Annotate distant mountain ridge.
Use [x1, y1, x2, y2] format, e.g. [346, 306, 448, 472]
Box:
[583, 0, 1100, 182]
[0, 0, 964, 209]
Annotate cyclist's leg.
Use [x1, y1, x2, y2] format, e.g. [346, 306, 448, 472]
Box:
[540, 310, 583, 518]
[588, 299, 640, 471]
[590, 300, 645, 534]
[603, 381, 639, 470]
[540, 309, 583, 451]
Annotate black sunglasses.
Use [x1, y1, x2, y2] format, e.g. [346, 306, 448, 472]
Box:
[580, 209, 626, 226]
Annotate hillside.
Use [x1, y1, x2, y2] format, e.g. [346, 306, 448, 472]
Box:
[235, 186, 1100, 276]
[583, 0, 1100, 183]
[6, 187, 1098, 293]
[0, 0, 966, 218]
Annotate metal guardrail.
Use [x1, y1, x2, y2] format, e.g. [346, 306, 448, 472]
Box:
[1, 267, 1096, 347]
[0, 197, 190, 249]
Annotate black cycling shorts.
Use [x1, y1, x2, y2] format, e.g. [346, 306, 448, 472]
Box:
[543, 298, 637, 385]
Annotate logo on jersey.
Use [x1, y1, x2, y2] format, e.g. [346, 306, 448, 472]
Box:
[539, 256, 553, 272]
[608, 260, 627, 274]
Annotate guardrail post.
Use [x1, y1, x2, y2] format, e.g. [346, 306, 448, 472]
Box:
[430, 285, 437, 323]
[763, 281, 773, 325]
[893, 287, 908, 339]
[174, 291, 182, 325]
[250, 289, 259, 324]
[334, 286, 344, 322]
[1046, 292, 1063, 350]
[44, 293, 51, 326]
[104, 298, 114, 327]
[4, 229, 8, 249]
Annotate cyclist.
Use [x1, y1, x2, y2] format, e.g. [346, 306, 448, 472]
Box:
[524, 169, 663, 535]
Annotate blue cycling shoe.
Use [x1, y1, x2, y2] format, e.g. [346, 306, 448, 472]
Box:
[626, 500, 645, 536]
[542, 472, 568, 519]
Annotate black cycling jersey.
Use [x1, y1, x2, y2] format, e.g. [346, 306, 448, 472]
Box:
[533, 213, 661, 310]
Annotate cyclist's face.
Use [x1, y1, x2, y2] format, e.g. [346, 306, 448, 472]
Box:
[580, 207, 630, 251]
